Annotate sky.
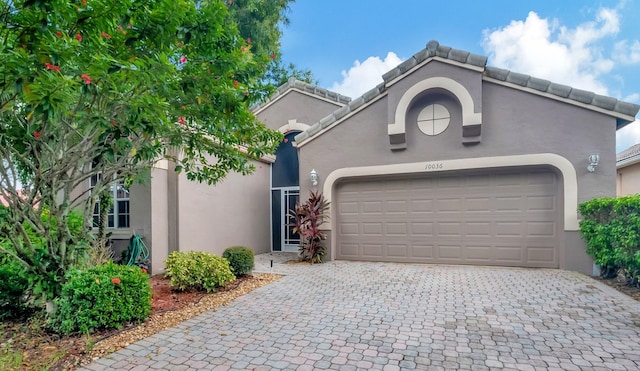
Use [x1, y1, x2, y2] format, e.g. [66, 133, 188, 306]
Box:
[279, 0, 640, 153]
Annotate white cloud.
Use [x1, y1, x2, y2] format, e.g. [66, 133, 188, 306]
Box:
[617, 120, 640, 152]
[615, 40, 640, 64]
[624, 93, 640, 103]
[482, 7, 640, 152]
[330, 52, 402, 98]
[481, 8, 621, 94]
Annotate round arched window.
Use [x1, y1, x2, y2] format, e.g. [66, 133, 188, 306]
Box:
[417, 104, 450, 136]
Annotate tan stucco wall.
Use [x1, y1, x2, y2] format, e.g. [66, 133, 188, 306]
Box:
[175, 159, 271, 257]
[256, 90, 344, 131]
[617, 163, 640, 196]
[149, 168, 169, 274]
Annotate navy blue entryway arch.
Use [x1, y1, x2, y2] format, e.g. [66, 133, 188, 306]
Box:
[271, 131, 300, 252]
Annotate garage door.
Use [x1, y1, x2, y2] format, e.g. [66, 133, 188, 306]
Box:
[336, 169, 560, 268]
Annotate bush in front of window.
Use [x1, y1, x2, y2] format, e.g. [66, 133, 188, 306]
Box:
[48, 263, 151, 334]
[164, 251, 235, 292]
[222, 246, 254, 276]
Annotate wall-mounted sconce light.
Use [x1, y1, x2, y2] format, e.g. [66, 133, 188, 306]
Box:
[587, 154, 600, 173]
[310, 169, 318, 186]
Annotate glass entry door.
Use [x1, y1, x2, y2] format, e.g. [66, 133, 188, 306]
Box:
[281, 187, 300, 252]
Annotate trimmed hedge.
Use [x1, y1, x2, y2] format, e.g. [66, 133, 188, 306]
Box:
[164, 251, 235, 292]
[579, 194, 640, 281]
[223, 246, 254, 276]
[49, 263, 151, 334]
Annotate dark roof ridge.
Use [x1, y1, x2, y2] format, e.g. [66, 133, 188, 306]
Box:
[382, 40, 488, 82]
[484, 67, 640, 118]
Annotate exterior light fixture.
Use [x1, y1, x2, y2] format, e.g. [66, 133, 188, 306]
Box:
[310, 169, 318, 186]
[587, 154, 600, 173]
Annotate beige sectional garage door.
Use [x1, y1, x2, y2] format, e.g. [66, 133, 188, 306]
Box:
[336, 169, 560, 268]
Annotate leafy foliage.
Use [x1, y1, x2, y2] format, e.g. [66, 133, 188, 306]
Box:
[289, 190, 330, 264]
[579, 194, 640, 281]
[0, 206, 89, 302]
[49, 263, 151, 334]
[164, 251, 235, 292]
[0, 0, 285, 307]
[0, 257, 30, 320]
[222, 246, 254, 276]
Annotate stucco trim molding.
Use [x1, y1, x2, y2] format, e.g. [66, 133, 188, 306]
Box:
[388, 77, 482, 147]
[322, 154, 579, 238]
[278, 120, 310, 134]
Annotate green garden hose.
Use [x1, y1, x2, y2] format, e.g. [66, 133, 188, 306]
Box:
[127, 234, 150, 266]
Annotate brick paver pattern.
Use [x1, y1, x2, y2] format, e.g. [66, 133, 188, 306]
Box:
[81, 257, 640, 370]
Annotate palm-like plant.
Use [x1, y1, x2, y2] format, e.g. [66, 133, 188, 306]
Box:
[288, 190, 330, 264]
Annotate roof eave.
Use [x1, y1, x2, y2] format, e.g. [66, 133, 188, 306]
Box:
[483, 76, 639, 124]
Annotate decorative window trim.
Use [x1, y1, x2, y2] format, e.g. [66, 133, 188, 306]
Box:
[388, 77, 482, 147]
[90, 168, 130, 229]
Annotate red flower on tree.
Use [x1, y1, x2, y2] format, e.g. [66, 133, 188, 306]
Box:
[33, 131, 41, 139]
[81, 74, 92, 84]
[56, 31, 62, 38]
[75, 33, 82, 42]
[270, 53, 275, 59]
[179, 55, 187, 64]
[111, 277, 121, 284]
[234, 80, 239, 87]
[246, 37, 251, 44]
[178, 116, 186, 125]
[45, 63, 61, 72]
[101, 31, 112, 39]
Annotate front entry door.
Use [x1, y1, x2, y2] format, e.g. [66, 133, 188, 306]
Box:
[271, 130, 301, 252]
[281, 187, 300, 252]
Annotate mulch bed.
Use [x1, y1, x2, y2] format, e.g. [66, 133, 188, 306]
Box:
[0, 273, 281, 371]
[595, 276, 640, 301]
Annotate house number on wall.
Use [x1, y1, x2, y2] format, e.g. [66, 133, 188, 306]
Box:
[425, 162, 444, 170]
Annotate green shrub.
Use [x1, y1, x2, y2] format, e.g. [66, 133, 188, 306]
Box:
[0, 257, 30, 320]
[0, 206, 91, 304]
[579, 194, 640, 280]
[222, 246, 254, 276]
[49, 263, 151, 334]
[164, 251, 235, 292]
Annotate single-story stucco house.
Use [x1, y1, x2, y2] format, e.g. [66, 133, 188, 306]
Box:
[100, 40, 639, 275]
[617, 143, 640, 196]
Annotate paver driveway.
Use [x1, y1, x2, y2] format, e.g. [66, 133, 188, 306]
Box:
[82, 255, 640, 370]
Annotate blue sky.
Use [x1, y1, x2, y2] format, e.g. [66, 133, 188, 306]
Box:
[279, 0, 640, 152]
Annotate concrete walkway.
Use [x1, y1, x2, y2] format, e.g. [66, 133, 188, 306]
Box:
[82, 254, 640, 370]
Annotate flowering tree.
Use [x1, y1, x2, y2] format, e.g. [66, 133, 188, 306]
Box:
[227, 0, 316, 91]
[0, 0, 282, 301]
